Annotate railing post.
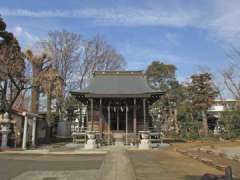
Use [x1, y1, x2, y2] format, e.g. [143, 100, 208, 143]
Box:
[31, 117, 37, 147]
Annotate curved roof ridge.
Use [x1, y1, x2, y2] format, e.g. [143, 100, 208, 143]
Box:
[93, 70, 144, 76]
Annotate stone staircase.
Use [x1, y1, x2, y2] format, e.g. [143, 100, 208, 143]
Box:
[113, 132, 125, 146]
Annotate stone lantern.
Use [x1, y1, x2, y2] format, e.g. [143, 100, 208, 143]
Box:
[85, 131, 97, 149]
[0, 113, 11, 148]
[139, 131, 151, 150]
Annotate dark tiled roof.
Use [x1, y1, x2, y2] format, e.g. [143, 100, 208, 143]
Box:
[71, 71, 163, 97]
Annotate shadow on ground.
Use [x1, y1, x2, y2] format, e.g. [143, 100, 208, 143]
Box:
[184, 175, 240, 180]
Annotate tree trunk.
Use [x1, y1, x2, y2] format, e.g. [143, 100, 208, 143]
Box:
[173, 108, 180, 134]
[0, 80, 8, 113]
[45, 93, 52, 142]
[31, 64, 40, 113]
[202, 110, 208, 136]
[31, 87, 39, 113]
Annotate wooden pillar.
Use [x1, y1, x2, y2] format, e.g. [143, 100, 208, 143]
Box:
[133, 98, 137, 134]
[125, 105, 128, 145]
[31, 117, 37, 147]
[22, 115, 28, 150]
[117, 108, 119, 131]
[143, 98, 146, 131]
[99, 99, 103, 133]
[79, 103, 82, 130]
[107, 104, 111, 145]
[90, 98, 93, 131]
[86, 103, 89, 131]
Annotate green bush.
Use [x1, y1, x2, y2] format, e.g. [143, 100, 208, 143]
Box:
[178, 112, 202, 140]
[221, 111, 240, 139]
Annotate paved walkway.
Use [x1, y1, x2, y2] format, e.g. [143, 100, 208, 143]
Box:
[98, 145, 136, 180]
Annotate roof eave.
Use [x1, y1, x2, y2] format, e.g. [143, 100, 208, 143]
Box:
[70, 91, 164, 98]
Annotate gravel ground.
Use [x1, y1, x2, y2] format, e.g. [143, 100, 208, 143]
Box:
[128, 149, 222, 180]
[0, 154, 105, 180]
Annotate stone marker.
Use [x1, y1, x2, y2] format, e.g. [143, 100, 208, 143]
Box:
[225, 166, 233, 180]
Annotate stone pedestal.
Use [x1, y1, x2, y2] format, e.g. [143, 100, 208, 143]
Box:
[84, 131, 97, 150]
[1, 125, 9, 148]
[139, 131, 151, 150]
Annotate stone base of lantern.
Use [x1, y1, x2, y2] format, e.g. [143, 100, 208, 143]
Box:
[139, 139, 150, 150]
[85, 139, 97, 149]
[0, 119, 10, 149]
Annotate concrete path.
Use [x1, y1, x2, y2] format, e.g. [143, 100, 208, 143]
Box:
[98, 145, 136, 180]
[0, 149, 107, 155]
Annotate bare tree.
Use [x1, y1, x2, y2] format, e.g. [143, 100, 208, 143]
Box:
[78, 35, 126, 89]
[39, 67, 64, 139]
[41, 30, 82, 92]
[40, 30, 82, 125]
[25, 49, 51, 113]
[223, 64, 240, 99]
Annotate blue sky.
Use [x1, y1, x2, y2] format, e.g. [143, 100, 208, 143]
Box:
[1, 0, 240, 81]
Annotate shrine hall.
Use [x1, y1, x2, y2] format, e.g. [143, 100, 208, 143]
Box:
[70, 71, 163, 144]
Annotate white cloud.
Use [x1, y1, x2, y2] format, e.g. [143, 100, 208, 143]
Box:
[13, 26, 23, 37]
[0, 7, 201, 27]
[0, 8, 70, 18]
[165, 32, 179, 46]
[121, 43, 204, 69]
[11, 25, 39, 46]
[207, 1, 240, 43]
[1, 1, 240, 43]
[24, 31, 39, 43]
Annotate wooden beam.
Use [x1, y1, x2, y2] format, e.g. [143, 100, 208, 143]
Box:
[99, 98, 103, 134]
[117, 107, 119, 131]
[143, 98, 146, 131]
[90, 98, 93, 131]
[107, 104, 111, 145]
[86, 103, 89, 131]
[125, 105, 128, 145]
[133, 98, 137, 134]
